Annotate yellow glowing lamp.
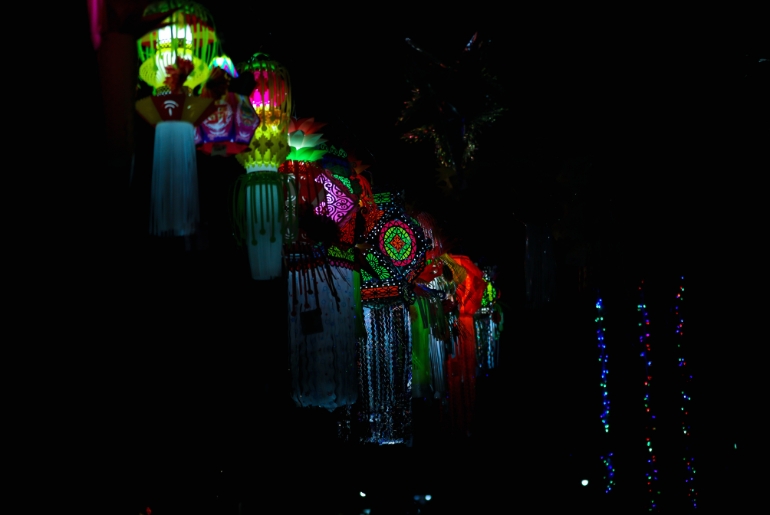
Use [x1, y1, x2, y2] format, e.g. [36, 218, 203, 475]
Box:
[236, 53, 292, 172]
[137, 0, 219, 91]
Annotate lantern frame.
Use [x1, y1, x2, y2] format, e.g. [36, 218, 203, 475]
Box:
[137, 1, 219, 91]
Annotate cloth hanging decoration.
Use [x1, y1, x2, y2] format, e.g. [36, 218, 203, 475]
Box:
[278, 117, 348, 245]
[232, 53, 293, 280]
[195, 62, 259, 157]
[287, 243, 358, 410]
[136, 60, 216, 236]
[410, 213, 451, 400]
[281, 121, 362, 411]
[475, 267, 503, 370]
[356, 191, 431, 444]
[136, 1, 219, 237]
[442, 254, 486, 436]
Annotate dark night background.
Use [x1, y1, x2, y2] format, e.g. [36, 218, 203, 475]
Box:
[71, 3, 769, 513]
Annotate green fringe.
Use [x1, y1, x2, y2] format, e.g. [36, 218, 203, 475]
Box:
[411, 298, 432, 389]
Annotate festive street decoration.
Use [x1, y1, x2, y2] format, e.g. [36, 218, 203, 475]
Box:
[410, 213, 451, 400]
[675, 277, 698, 508]
[638, 281, 659, 511]
[135, 1, 219, 237]
[357, 192, 430, 444]
[195, 59, 259, 157]
[595, 296, 615, 494]
[279, 119, 357, 245]
[136, 61, 216, 237]
[475, 267, 502, 370]
[287, 244, 358, 410]
[283, 119, 360, 410]
[136, 0, 220, 93]
[443, 254, 486, 436]
[233, 53, 294, 280]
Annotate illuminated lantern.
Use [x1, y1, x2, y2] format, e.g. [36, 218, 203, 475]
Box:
[283, 120, 359, 410]
[474, 267, 503, 370]
[233, 53, 293, 280]
[135, 0, 219, 237]
[279, 118, 357, 244]
[137, 0, 218, 92]
[321, 146, 366, 247]
[195, 57, 260, 157]
[409, 213, 453, 401]
[357, 191, 430, 444]
[442, 254, 486, 436]
[287, 244, 359, 410]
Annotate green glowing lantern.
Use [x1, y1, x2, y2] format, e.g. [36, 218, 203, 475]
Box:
[236, 53, 292, 172]
[135, 0, 219, 237]
[137, 0, 219, 92]
[232, 53, 293, 280]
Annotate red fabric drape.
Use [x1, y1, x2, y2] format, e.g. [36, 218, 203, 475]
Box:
[445, 254, 487, 436]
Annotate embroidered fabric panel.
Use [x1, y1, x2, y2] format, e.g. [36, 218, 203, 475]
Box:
[361, 285, 400, 301]
[314, 172, 357, 224]
[365, 252, 391, 280]
[380, 219, 416, 267]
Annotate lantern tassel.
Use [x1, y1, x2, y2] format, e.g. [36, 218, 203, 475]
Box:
[149, 120, 199, 236]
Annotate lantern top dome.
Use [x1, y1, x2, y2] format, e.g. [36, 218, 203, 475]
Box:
[143, 0, 215, 24]
[137, 0, 219, 90]
[240, 52, 284, 72]
[210, 56, 238, 77]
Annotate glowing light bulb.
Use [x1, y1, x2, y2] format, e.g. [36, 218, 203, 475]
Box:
[581, 480, 589, 486]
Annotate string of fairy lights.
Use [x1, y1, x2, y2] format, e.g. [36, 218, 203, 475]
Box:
[675, 276, 698, 508]
[638, 281, 659, 511]
[595, 296, 615, 493]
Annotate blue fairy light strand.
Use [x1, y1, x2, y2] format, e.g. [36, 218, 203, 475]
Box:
[675, 276, 698, 508]
[596, 296, 615, 493]
[638, 281, 659, 511]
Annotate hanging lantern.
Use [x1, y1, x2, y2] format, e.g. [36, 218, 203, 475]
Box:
[195, 57, 259, 157]
[137, 0, 219, 92]
[287, 244, 358, 410]
[279, 118, 356, 243]
[356, 191, 430, 444]
[441, 254, 486, 436]
[319, 145, 364, 247]
[282, 119, 359, 410]
[135, 1, 219, 237]
[410, 213, 451, 401]
[475, 267, 503, 370]
[233, 53, 293, 280]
